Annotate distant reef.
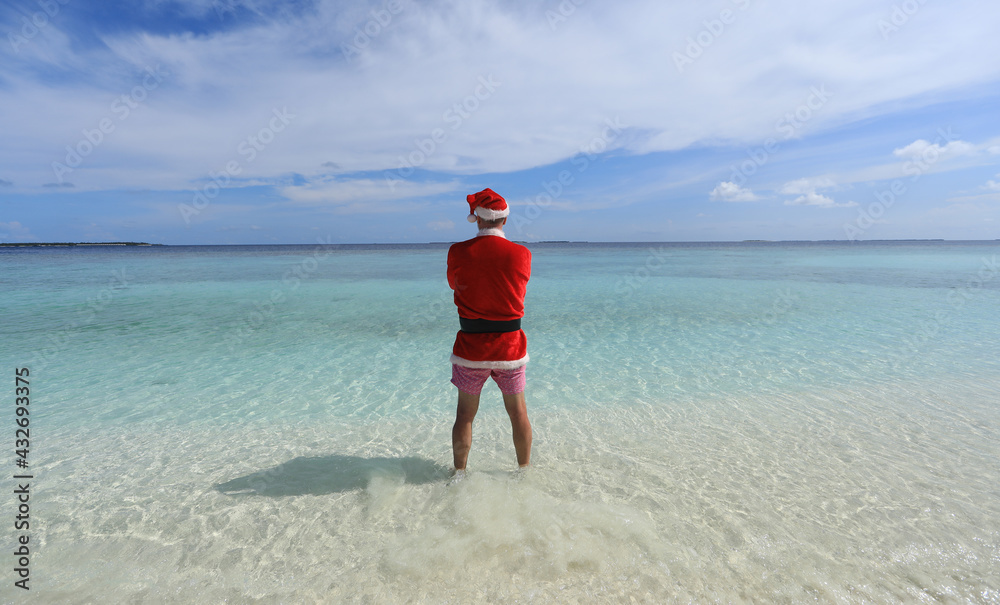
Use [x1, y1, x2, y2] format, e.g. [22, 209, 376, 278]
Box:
[0, 242, 162, 247]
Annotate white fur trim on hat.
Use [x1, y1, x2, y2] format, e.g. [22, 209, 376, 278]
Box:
[474, 206, 510, 220]
[450, 353, 529, 370]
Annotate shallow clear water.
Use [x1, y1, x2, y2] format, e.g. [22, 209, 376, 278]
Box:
[1, 241, 999, 602]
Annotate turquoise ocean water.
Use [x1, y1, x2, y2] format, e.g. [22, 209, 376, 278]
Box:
[1, 241, 999, 602]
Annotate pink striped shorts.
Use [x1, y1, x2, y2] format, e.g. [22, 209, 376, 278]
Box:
[451, 364, 526, 396]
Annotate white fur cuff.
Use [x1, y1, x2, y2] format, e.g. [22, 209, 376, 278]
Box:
[450, 353, 529, 370]
[475, 206, 510, 220]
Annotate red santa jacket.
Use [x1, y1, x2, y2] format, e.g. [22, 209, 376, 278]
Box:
[447, 228, 532, 369]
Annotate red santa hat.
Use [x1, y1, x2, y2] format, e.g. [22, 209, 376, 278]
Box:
[466, 188, 509, 223]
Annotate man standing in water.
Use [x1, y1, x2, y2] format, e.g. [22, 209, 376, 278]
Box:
[447, 188, 532, 476]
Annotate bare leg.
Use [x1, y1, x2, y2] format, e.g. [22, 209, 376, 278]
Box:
[452, 390, 480, 471]
[503, 391, 532, 467]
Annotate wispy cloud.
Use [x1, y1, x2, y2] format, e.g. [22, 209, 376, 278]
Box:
[279, 177, 461, 211]
[785, 192, 857, 208]
[767, 135, 997, 198]
[892, 139, 975, 161]
[4, 1, 1000, 191]
[3, 0, 1000, 242]
[779, 177, 836, 196]
[985, 174, 1000, 192]
[427, 219, 455, 232]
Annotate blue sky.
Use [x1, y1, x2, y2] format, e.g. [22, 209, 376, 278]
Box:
[1, 0, 999, 244]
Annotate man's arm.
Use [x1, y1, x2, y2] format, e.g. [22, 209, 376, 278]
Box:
[447, 245, 458, 290]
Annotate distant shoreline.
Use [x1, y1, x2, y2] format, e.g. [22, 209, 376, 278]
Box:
[0, 242, 161, 247]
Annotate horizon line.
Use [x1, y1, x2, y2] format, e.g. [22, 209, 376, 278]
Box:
[6, 238, 1000, 247]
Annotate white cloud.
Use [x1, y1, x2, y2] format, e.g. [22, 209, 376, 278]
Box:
[779, 177, 855, 208]
[779, 177, 836, 195]
[985, 176, 1000, 192]
[3, 0, 1000, 192]
[709, 181, 759, 202]
[785, 192, 857, 208]
[785, 136, 1000, 191]
[892, 139, 975, 161]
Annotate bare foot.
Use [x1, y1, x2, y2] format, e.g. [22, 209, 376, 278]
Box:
[448, 469, 467, 486]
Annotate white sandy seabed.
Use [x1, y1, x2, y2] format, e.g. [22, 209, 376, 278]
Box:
[16, 373, 1000, 604]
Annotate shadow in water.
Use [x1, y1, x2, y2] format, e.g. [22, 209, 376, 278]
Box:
[214, 455, 451, 497]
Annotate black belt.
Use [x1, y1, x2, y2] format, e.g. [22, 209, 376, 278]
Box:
[459, 317, 521, 333]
